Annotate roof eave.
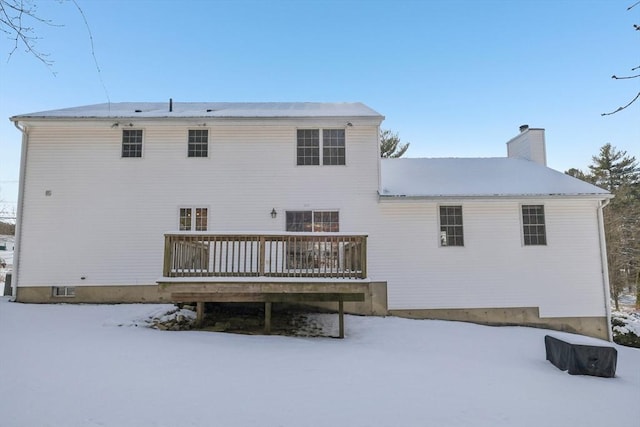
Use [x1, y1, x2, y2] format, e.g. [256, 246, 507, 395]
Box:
[378, 193, 613, 201]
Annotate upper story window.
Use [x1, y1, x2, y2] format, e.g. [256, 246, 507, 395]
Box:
[286, 210, 339, 232]
[296, 129, 345, 166]
[188, 129, 208, 157]
[522, 205, 546, 245]
[322, 129, 345, 165]
[439, 206, 464, 246]
[122, 129, 143, 158]
[179, 207, 208, 231]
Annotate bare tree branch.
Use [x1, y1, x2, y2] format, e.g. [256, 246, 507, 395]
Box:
[612, 73, 640, 80]
[0, 0, 63, 69]
[602, 3, 639, 115]
[602, 91, 640, 116]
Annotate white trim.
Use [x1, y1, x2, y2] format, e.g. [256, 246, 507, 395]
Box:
[12, 121, 29, 295]
[597, 199, 613, 341]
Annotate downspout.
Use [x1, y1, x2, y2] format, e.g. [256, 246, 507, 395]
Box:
[11, 120, 29, 300]
[597, 198, 612, 341]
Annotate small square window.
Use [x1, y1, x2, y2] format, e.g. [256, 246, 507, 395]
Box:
[122, 129, 143, 158]
[188, 129, 208, 157]
[179, 207, 208, 231]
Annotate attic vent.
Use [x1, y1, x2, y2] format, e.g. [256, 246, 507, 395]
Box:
[134, 109, 142, 113]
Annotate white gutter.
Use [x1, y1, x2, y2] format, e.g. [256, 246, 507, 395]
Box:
[11, 120, 28, 300]
[597, 198, 613, 341]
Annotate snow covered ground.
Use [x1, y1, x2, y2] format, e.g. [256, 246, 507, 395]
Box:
[0, 298, 638, 427]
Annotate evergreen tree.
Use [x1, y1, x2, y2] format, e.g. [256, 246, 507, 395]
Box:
[577, 144, 640, 310]
[380, 129, 410, 158]
[588, 143, 640, 192]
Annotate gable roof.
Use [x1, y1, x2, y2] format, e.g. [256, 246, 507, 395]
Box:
[11, 102, 383, 120]
[380, 157, 610, 198]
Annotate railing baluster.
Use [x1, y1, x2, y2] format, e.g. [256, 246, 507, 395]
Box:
[163, 232, 367, 280]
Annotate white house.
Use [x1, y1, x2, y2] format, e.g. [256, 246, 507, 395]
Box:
[9, 102, 612, 339]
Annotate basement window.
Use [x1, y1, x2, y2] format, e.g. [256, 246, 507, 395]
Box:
[52, 286, 76, 297]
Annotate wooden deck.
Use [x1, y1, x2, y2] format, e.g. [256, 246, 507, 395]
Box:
[159, 232, 369, 337]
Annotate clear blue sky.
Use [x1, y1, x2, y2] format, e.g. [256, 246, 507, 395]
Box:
[1, 0, 638, 215]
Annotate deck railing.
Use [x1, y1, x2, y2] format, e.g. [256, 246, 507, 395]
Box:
[163, 232, 367, 279]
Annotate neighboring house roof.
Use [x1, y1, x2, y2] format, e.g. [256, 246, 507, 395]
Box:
[380, 157, 610, 198]
[11, 102, 384, 120]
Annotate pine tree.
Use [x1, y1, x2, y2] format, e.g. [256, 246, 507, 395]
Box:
[585, 144, 640, 310]
[380, 129, 410, 158]
[588, 143, 640, 192]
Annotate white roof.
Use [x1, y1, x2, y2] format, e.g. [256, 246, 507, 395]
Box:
[380, 157, 610, 198]
[11, 102, 383, 120]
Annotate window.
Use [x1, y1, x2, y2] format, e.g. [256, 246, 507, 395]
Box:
[439, 206, 464, 246]
[297, 129, 345, 166]
[188, 129, 208, 157]
[322, 129, 345, 165]
[285, 211, 340, 270]
[296, 129, 319, 165]
[52, 286, 75, 297]
[122, 129, 143, 157]
[179, 207, 208, 231]
[286, 210, 339, 232]
[522, 205, 546, 245]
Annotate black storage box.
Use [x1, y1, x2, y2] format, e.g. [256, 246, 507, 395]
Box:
[545, 335, 617, 378]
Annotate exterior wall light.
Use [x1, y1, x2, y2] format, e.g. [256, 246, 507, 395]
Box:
[270, 208, 277, 219]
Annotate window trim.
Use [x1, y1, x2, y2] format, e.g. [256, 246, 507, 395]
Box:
[438, 205, 464, 247]
[521, 204, 547, 246]
[178, 206, 209, 231]
[187, 128, 209, 158]
[121, 128, 144, 158]
[296, 128, 346, 166]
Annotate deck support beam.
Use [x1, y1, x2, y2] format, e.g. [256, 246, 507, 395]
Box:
[196, 301, 205, 327]
[338, 299, 344, 339]
[265, 302, 272, 335]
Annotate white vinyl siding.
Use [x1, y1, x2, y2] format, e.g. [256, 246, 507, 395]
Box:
[15, 118, 608, 321]
[16, 121, 379, 287]
[368, 199, 607, 318]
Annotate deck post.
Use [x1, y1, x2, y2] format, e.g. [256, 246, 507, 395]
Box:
[196, 302, 205, 327]
[338, 299, 344, 339]
[259, 236, 266, 276]
[264, 302, 272, 335]
[163, 235, 171, 277]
